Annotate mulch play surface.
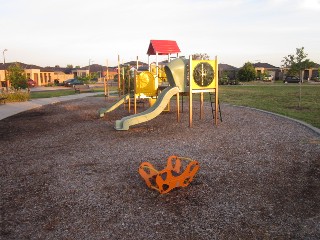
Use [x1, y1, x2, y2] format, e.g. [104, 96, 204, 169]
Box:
[1, 96, 319, 239]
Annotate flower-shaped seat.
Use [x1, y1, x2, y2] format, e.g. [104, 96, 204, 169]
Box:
[139, 155, 199, 194]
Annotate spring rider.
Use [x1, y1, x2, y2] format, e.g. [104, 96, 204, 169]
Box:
[139, 155, 199, 194]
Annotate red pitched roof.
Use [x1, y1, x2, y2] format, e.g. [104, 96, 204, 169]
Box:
[147, 40, 181, 55]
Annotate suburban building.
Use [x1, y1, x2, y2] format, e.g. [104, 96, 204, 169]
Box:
[219, 63, 238, 80]
[1, 60, 318, 88]
[280, 64, 319, 81]
[253, 62, 281, 80]
[0, 63, 74, 87]
[303, 64, 320, 80]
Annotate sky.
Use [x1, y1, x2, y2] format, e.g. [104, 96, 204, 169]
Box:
[1, 0, 319, 68]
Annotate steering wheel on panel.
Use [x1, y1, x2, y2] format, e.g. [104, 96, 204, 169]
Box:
[193, 62, 214, 87]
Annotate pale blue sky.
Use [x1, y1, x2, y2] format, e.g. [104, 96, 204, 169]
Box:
[1, 0, 319, 68]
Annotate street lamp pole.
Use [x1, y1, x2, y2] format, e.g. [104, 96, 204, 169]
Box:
[3, 49, 8, 91]
[88, 59, 93, 80]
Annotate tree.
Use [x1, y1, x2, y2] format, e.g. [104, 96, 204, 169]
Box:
[282, 47, 316, 108]
[237, 62, 256, 82]
[66, 64, 73, 68]
[192, 53, 210, 60]
[281, 47, 315, 79]
[7, 63, 27, 89]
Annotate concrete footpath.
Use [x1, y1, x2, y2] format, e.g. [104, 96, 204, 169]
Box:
[0, 92, 102, 121]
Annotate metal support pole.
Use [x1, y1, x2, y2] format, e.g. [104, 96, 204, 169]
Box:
[134, 70, 137, 114]
[117, 55, 121, 97]
[177, 92, 180, 122]
[189, 56, 193, 128]
[128, 70, 130, 113]
[200, 92, 204, 119]
[215, 55, 219, 126]
[3, 49, 8, 91]
[104, 59, 108, 100]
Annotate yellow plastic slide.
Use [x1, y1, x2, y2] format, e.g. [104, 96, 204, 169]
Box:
[99, 94, 130, 118]
[115, 86, 179, 130]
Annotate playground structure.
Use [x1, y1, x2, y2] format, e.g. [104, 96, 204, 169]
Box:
[139, 155, 200, 194]
[100, 40, 220, 131]
[98, 66, 162, 118]
[99, 40, 180, 118]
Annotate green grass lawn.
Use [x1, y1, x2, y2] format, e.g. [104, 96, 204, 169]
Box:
[30, 86, 118, 99]
[217, 84, 320, 129]
[29, 84, 320, 129]
[30, 89, 77, 98]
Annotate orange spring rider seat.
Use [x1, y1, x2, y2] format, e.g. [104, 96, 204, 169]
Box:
[138, 155, 200, 194]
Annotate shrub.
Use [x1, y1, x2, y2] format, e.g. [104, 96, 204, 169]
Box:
[0, 89, 30, 102]
[7, 63, 28, 89]
[238, 62, 256, 82]
[46, 82, 55, 87]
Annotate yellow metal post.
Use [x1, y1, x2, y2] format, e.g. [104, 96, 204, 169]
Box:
[128, 70, 130, 113]
[104, 59, 108, 100]
[134, 70, 137, 114]
[177, 92, 180, 122]
[200, 92, 204, 119]
[117, 55, 121, 97]
[215, 56, 219, 126]
[122, 61, 125, 97]
[189, 56, 193, 128]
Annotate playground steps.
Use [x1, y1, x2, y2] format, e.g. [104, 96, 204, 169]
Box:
[209, 92, 222, 122]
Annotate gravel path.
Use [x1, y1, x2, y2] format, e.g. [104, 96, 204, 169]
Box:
[1, 96, 319, 239]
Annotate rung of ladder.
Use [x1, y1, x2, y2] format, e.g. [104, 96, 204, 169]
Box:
[209, 92, 222, 122]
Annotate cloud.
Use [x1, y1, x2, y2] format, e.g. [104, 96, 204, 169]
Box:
[299, 0, 320, 10]
[268, 0, 320, 10]
[1, 0, 319, 67]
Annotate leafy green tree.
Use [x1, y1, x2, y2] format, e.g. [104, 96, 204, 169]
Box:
[114, 73, 120, 82]
[237, 62, 256, 82]
[281, 47, 315, 79]
[113, 65, 134, 94]
[66, 64, 73, 68]
[117, 65, 134, 94]
[192, 53, 210, 60]
[7, 63, 27, 89]
[77, 72, 99, 84]
[281, 47, 316, 108]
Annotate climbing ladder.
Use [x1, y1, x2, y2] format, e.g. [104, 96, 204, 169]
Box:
[209, 92, 222, 122]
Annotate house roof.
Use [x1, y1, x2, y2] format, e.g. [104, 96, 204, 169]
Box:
[147, 40, 181, 56]
[124, 61, 148, 66]
[253, 62, 279, 69]
[0, 62, 44, 70]
[80, 64, 105, 72]
[219, 63, 238, 71]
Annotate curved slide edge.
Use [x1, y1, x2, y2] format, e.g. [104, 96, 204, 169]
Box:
[115, 86, 179, 130]
[99, 94, 130, 118]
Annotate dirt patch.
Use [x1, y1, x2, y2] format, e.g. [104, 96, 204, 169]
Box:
[1, 96, 320, 239]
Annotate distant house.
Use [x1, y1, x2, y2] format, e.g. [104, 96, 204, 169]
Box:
[0, 62, 75, 87]
[72, 68, 89, 79]
[0, 64, 6, 88]
[219, 64, 238, 80]
[253, 62, 280, 80]
[45, 66, 74, 83]
[19, 63, 63, 86]
[280, 63, 319, 81]
[103, 67, 117, 81]
[124, 61, 148, 69]
[303, 63, 320, 80]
